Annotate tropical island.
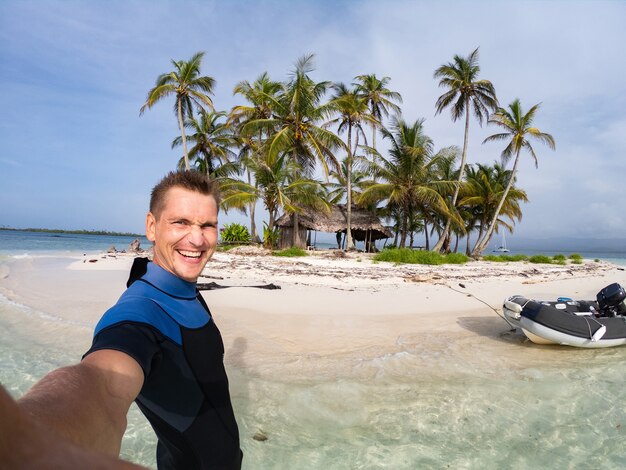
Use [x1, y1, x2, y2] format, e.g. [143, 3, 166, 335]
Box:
[139, 48, 554, 257]
[0, 227, 143, 237]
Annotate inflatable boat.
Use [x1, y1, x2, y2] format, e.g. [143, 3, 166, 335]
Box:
[502, 283, 626, 348]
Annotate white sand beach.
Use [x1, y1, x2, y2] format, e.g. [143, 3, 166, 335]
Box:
[3, 249, 624, 378]
[46, 249, 626, 374]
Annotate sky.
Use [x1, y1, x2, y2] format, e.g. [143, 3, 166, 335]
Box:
[1, 0, 625, 242]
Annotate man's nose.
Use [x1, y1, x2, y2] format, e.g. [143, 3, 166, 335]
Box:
[187, 225, 205, 246]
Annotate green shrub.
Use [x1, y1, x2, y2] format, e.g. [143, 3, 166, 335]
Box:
[216, 244, 237, 252]
[221, 223, 251, 243]
[262, 222, 280, 249]
[529, 255, 553, 264]
[373, 248, 469, 265]
[553, 254, 566, 261]
[444, 252, 470, 264]
[273, 247, 307, 257]
[482, 254, 528, 262]
[569, 253, 583, 261]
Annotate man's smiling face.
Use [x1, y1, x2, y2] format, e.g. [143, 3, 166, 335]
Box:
[146, 186, 218, 282]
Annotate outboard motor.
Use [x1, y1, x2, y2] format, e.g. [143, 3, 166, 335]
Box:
[597, 283, 626, 316]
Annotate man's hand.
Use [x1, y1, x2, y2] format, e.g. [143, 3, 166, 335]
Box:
[0, 383, 146, 469]
[0, 348, 145, 469]
[18, 350, 144, 456]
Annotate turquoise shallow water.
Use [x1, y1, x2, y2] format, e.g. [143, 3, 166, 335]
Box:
[230, 360, 626, 469]
[2, 232, 626, 469]
[5, 287, 626, 469]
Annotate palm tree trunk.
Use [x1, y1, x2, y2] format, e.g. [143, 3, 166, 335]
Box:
[247, 170, 258, 241]
[268, 210, 276, 232]
[400, 215, 408, 248]
[346, 125, 355, 250]
[371, 123, 377, 159]
[290, 146, 302, 248]
[471, 224, 484, 253]
[177, 100, 190, 171]
[433, 100, 470, 252]
[372, 123, 376, 152]
[292, 211, 302, 248]
[370, 123, 379, 183]
[251, 131, 264, 242]
[266, 209, 276, 249]
[472, 150, 521, 256]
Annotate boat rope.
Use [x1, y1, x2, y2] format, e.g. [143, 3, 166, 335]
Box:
[445, 284, 508, 323]
[583, 315, 606, 341]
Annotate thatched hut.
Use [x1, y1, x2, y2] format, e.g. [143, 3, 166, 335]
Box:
[275, 204, 392, 251]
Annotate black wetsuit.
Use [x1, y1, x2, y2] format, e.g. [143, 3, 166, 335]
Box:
[84, 258, 242, 470]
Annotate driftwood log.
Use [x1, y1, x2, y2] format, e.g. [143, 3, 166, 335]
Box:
[196, 282, 281, 291]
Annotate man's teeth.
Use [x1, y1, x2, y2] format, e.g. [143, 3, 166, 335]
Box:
[179, 250, 201, 258]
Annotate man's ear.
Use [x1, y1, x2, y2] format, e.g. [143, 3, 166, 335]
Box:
[146, 212, 156, 242]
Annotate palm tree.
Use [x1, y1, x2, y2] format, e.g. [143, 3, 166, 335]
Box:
[231, 72, 280, 126]
[327, 83, 377, 249]
[353, 74, 403, 152]
[358, 117, 458, 247]
[219, 152, 329, 246]
[326, 156, 368, 205]
[242, 55, 343, 247]
[471, 99, 555, 256]
[262, 55, 342, 175]
[432, 47, 498, 252]
[426, 145, 461, 247]
[460, 162, 527, 254]
[229, 72, 282, 240]
[140, 51, 215, 170]
[172, 110, 235, 174]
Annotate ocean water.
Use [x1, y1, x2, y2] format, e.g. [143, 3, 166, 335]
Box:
[2, 231, 626, 469]
[0, 229, 150, 256]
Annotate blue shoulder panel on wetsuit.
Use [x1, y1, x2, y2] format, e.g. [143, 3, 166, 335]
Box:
[93, 262, 211, 346]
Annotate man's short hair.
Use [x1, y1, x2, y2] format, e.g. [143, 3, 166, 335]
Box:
[150, 171, 221, 219]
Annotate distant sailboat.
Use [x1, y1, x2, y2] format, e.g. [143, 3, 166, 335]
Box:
[493, 232, 510, 253]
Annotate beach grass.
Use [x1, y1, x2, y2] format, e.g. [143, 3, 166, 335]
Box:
[529, 254, 560, 264]
[483, 253, 587, 265]
[482, 254, 529, 262]
[374, 248, 469, 265]
[569, 253, 584, 264]
[273, 247, 308, 257]
[216, 244, 238, 252]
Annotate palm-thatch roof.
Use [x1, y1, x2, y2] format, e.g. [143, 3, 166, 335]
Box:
[275, 204, 392, 242]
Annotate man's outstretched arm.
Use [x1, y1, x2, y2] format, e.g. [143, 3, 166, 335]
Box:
[14, 349, 144, 458]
